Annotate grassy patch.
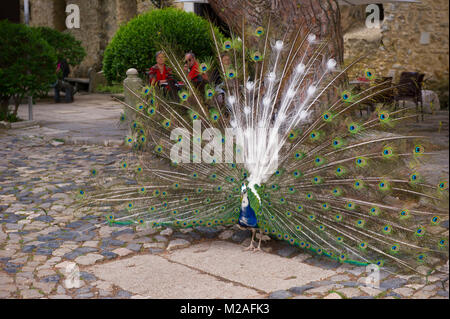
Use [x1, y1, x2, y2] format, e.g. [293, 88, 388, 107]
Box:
[0, 111, 22, 123]
[95, 83, 124, 94]
[328, 289, 347, 299]
[375, 290, 388, 299]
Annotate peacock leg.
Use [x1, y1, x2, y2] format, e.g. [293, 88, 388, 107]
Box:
[253, 229, 263, 252]
[244, 228, 256, 251]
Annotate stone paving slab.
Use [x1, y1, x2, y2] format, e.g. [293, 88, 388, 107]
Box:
[167, 241, 336, 293]
[87, 241, 337, 298]
[88, 253, 262, 299]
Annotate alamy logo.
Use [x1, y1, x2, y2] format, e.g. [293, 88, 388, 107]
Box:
[365, 4, 381, 29]
[66, 4, 80, 29]
[168, 120, 279, 168]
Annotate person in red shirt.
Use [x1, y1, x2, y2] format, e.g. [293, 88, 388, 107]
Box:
[184, 52, 208, 86]
[148, 51, 173, 86]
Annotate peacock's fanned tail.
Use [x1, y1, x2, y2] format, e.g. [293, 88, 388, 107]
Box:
[76, 20, 449, 273]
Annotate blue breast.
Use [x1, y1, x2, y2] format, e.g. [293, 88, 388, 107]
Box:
[238, 204, 258, 228]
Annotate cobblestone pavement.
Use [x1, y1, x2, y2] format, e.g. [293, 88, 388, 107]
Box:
[0, 110, 448, 299]
[15, 93, 127, 145]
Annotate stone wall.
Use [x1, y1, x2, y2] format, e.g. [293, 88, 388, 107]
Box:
[137, 0, 179, 13]
[21, 0, 66, 31]
[343, 0, 449, 82]
[22, 1, 449, 82]
[340, 5, 365, 33]
[137, 0, 157, 14]
[22, 0, 141, 78]
[66, 0, 107, 77]
[116, 0, 137, 26]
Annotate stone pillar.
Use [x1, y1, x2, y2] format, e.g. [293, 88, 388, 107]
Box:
[123, 68, 143, 135]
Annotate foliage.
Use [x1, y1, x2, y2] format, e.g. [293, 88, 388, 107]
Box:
[148, 0, 174, 8]
[95, 83, 124, 94]
[103, 8, 224, 83]
[0, 20, 57, 119]
[425, 77, 449, 110]
[33, 26, 86, 67]
[0, 111, 21, 123]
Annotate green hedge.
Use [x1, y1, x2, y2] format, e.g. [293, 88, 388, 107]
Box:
[103, 8, 223, 83]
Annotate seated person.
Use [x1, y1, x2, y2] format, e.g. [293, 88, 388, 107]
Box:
[212, 53, 233, 114]
[220, 53, 232, 73]
[183, 52, 208, 88]
[54, 59, 75, 103]
[148, 51, 174, 86]
[210, 53, 232, 86]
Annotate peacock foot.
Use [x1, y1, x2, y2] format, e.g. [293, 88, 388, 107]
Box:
[244, 244, 256, 251]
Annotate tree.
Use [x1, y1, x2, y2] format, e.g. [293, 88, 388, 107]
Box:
[33, 26, 86, 67]
[208, 0, 345, 104]
[208, 0, 344, 66]
[0, 21, 57, 119]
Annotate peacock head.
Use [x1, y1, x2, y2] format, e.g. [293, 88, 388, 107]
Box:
[241, 180, 262, 207]
[241, 182, 249, 208]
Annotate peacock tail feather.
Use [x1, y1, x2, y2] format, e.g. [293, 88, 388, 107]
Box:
[76, 19, 448, 274]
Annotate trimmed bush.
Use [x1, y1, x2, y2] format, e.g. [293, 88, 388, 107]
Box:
[33, 26, 86, 67]
[0, 20, 57, 118]
[103, 8, 223, 83]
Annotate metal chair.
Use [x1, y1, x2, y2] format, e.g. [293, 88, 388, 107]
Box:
[372, 77, 394, 106]
[359, 77, 394, 116]
[353, 77, 394, 118]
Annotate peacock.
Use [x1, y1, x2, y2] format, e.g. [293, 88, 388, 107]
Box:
[77, 18, 449, 275]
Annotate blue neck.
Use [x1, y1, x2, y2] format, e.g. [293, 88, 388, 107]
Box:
[238, 204, 258, 228]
